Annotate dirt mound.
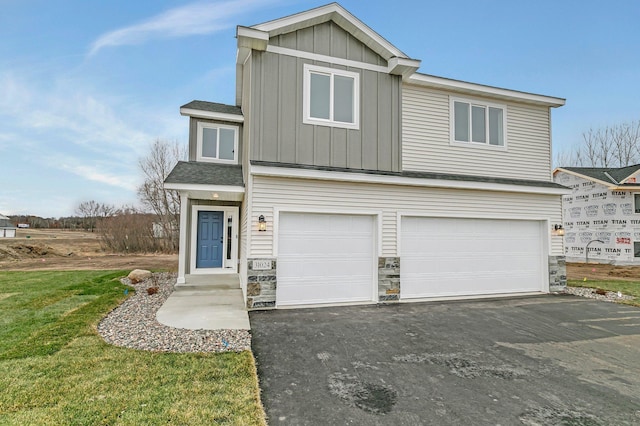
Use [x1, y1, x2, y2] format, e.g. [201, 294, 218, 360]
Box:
[0, 243, 65, 260]
[567, 262, 640, 281]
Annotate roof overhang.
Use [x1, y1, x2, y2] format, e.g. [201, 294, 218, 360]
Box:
[407, 74, 566, 107]
[251, 164, 571, 196]
[180, 107, 244, 123]
[249, 3, 409, 61]
[164, 183, 245, 202]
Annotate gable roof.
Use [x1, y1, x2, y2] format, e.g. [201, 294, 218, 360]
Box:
[235, 3, 564, 108]
[248, 2, 409, 61]
[164, 161, 244, 187]
[555, 164, 640, 186]
[0, 215, 15, 229]
[180, 100, 243, 122]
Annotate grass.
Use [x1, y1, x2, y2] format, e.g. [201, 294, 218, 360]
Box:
[568, 278, 640, 307]
[0, 271, 266, 425]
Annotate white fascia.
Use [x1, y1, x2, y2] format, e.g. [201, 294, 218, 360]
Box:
[407, 74, 566, 108]
[164, 183, 245, 193]
[251, 3, 408, 61]
[179, 108, 244, 123]
[250, 165, 571, 196]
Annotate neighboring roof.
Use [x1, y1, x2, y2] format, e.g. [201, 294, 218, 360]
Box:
[252, 161, 568, 191]
[556, 164, 640, 186]
[164, 161, 244, 187]
[0, 218, 15, 229]
[180, 100, 244, 122]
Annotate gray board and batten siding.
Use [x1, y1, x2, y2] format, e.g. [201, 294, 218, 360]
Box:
[188, 118, 243, 164]
[249, 21, 402, 172]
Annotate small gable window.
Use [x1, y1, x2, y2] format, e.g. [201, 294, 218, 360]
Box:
[451, 97, 506, 148]
[196, 122, 238, 163]
[303, 64, 359, 130]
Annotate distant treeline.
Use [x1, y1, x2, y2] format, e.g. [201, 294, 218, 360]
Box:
[7, 215, 86, 229]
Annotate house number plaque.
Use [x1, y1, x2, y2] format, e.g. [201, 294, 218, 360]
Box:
[253, 260, 272, 270]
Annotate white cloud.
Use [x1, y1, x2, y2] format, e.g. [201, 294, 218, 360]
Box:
[60, 164, 139, 192]
[89, 0, 281, 56]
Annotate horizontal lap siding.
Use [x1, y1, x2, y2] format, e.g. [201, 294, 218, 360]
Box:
[249, 176, 563, 257]
[402, 85, 552, 181]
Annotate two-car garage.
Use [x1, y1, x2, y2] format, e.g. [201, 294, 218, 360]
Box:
[275, 212, 546, 307]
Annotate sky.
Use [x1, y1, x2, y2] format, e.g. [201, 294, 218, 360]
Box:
[1, 0, 639, 218]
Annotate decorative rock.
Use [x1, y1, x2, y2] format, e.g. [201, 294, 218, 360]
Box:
[97, 272, 250, 353]
[128, 269, 152, 284]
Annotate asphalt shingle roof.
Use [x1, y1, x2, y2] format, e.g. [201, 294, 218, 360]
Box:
[164, 161, 244, 187]
[180, 100, 243, 117]
[252, 161, 568, 190]
[561, 164, 640, 185]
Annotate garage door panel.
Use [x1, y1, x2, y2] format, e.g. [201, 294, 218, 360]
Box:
[402, 217, 544, 299]
[277, 213, 375, 306]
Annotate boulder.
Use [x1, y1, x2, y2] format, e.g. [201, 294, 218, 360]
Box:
[128, 269, 152, 284]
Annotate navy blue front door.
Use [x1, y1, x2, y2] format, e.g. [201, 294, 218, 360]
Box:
[196, 211, 224, 268]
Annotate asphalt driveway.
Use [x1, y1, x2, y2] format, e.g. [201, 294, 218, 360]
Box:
[250, 295, 640, 425]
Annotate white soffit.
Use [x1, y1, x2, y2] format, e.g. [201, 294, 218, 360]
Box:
[179, 108, 244, 123]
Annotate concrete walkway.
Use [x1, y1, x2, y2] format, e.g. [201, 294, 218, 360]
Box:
[156, 274, 250, 330]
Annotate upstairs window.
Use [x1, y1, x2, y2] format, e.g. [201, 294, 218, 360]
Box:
[303, 64, 360, 130]
[451, 97, 506, 148]
[196, 122, 238, 163]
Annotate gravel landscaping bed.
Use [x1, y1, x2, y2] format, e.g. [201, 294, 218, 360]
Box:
[564, 285, 634, 302]
[97, 272, 251, 353]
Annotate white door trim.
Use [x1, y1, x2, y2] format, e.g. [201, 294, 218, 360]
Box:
[190, 205, 239, 274]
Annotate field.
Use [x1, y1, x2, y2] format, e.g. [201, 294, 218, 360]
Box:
[0, 229, 177, 271]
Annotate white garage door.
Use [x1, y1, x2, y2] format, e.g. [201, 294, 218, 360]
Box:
[402, 217, 544, 299]
[277, 213, 375, 307]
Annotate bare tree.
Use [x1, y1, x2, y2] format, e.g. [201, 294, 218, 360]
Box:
[555, 120, 640, 168]
[76, 200, 102, 232]
[137, 139, 185, 252]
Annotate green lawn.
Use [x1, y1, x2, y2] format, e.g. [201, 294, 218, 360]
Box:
[568, 278, 640, 307]
[0, 271, 265, 425]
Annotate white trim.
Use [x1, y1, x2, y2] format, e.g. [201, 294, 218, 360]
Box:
[164, 183, 244, 193]
[449, 96, 508, 150]
[250, 164, 572, 196]
[180, 108, 244, 123]
[408, 74, 566, 107]
[399, 292, 545, 304]
[266, 45, 388, 73]
[252, 3, 407, 60]
[196, 122, 239, 164]
[176, 193, 189, 284]
[190, 205, 239, 274]
[303, 63, 360, 130]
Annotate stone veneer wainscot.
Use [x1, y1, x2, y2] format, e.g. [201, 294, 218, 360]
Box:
[247, 259, 277, 309]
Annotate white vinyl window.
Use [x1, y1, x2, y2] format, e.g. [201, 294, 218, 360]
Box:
[634, 194, 640, 213]
[451, 97, 506, 148]
[196, 122, 238, 163]
[303, 64, 360, 130]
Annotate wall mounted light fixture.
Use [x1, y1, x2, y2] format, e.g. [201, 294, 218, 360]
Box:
[258, 215, 267, 232]
[552, 224, 565, 236]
